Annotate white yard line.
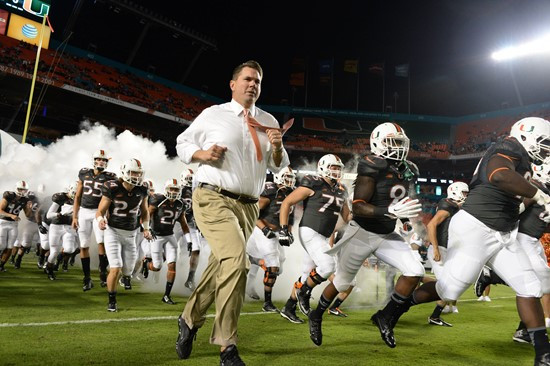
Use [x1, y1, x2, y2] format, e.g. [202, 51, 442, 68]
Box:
[0, 297, 515, 328]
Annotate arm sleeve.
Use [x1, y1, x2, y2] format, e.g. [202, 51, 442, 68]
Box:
[176, 111, 209, 164]
[46, 202, 60, 220]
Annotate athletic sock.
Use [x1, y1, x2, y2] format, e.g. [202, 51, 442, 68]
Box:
[164, 281, 174, 297]
[81, 257, 91, 278]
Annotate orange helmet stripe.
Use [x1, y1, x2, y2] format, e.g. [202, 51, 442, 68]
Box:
[100, 149, 104, 156]
[173, 179, 178, 185]
[135, 159, 142, 168]
[392, 123, 402, 132]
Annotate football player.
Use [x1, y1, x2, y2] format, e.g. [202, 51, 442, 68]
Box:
[307, 123, 423, 347]
[179, 169, 203, 291]
[72, 150, 117, 291]
[246, 166, 296, 312]
[278, 154, 350, 324]
[0, 181, 33, 272]
[143, 179, 190, 305]
[96, 158, 152, 312]
[425, 181, 469, 327]
[45, 182, 78, 280]
[391, 117, 550, 365]
[12, 190, 42, 269]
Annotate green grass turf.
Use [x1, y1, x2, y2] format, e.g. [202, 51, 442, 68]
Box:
[0, 256, 537, 366]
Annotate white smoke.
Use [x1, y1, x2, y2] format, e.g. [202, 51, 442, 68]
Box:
[0, 124, 389, 305]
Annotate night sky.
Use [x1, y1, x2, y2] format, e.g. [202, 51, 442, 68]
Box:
[49, 0, 550, 117]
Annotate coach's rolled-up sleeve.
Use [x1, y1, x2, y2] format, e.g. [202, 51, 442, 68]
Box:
[267, 148, 290, 173]
[176, 115, 206, 164]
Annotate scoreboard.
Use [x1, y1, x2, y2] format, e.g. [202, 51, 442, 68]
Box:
[0, 0, 51, 48]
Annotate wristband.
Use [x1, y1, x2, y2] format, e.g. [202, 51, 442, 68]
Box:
[142, 221, 150, 231]
[373, 207, 389, 217]
[184, 233, 192, 243]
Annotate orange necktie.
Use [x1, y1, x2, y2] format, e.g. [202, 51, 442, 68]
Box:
[243, 109, 294, 161]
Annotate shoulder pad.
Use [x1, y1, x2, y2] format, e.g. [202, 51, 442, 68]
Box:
[52, 193, 67, 205]
[78, 168, 90, 180]
[357, 155, 388, 177]
[437, 198, 458, 213]
[493, 137, 524, 160]
[105, 171, 117, 178]
[261, 182, 278, 197]
[3, 191, 16, 201]
[300, 175, 323, 190]
[149, 193, 164, 207]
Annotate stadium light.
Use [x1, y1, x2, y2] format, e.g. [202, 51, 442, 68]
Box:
[491, 33, 550, 61]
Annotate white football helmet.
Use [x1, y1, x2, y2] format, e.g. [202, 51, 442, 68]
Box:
[15, 181, 29, 197]
[92, 149, 109, 171]
[531, 159, 550, 184]
[164, 178, 182, 200]
[180, 169, 194, 188]
[273, 167, 296, 188]
[370, 122, 410, 161]
[120, 159, 144, 186]
[447, 182, 469, 204]
[144, 180, 155, 195]
[317, 154, 344, 180]
[510, 117, 550, 163]
[65, 181, 78, 200]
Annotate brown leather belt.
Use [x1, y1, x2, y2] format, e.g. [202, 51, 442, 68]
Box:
[198, 183, 258, 204]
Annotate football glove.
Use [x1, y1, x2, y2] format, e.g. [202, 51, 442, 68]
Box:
[386, 197, 422, 219]
[278, 225, 294, 246]
[533, 189, 550, 206]
[38, 223, 48, 234]
[261, 226, 276, 239]
[540, 204, 550, 223]
[148, 229, 157, 241]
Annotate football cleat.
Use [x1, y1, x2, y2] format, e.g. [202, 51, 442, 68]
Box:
[428, 317, 453, 327]
[262, 301, 279, 313]
[512, 329, 531, 344]
[484, 296, 491, 302]
[441, 305, 451, 313]
[220, 344, 245, 366]
[62, 263, 69, 273]
[9, 256, 15, 265]
[14, 261, 21, 269]
[107, 302, 118, 312]
[100, 271, 108, 287]
[474, 269, 492, 297]
[296, 290, 311, 316]
[184, 280, 196, 291]
[119, 276, 132, 290]
[308, 314, 323, 346]
[535, 352, 550, 366]
[280, 305, 304, 324]
[328, 307, 348, 317]
[245, 285, 260, 300]
[0, 264, 6, 272]
[175, 316, 198, 359]
[452, 306, 459, 313]
[371, 311, 396, 348]
[162, 295, 176, 305]
[83, 278, 94, 292]
[141, 259, 150, 279]
[47, 271, 56, 281]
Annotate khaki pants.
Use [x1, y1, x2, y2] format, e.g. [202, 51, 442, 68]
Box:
[182, 187, 259, 346]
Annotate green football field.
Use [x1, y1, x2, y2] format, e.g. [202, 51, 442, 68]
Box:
[0, 256, 538, 366]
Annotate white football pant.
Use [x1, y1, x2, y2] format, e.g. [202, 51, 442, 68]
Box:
[78, 207, 104, 248]
[104, 226, 137, 276]
[436, 210, 542, 301]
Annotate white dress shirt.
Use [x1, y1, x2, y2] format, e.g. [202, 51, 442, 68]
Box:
[176, 99, 290, 198]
